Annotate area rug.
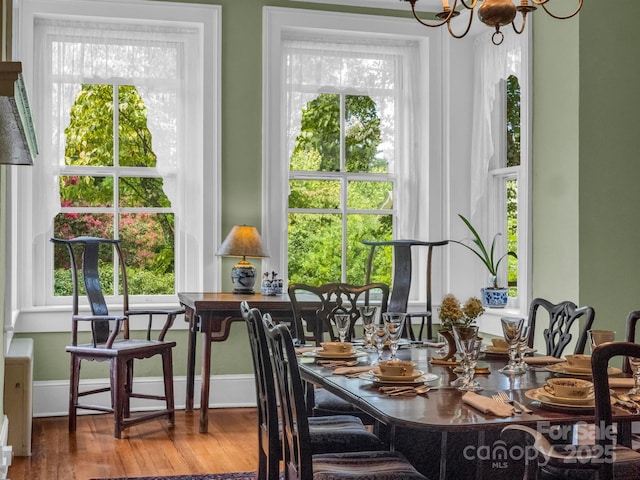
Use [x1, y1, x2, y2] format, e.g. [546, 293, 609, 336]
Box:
[91, 472, 263, 480]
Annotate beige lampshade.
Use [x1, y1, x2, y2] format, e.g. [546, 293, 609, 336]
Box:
[216, 225, 269, 259]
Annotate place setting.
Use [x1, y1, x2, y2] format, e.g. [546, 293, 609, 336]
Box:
[544, 353, 623, 377]
[358, 359, 439, 389]
[302, 341, 369, 360]
[525, 377, 600, 411]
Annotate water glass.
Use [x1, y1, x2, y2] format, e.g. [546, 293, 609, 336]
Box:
[628, 357, 640, 395]
[452, 325, 482, 391]
[333, 314, 350, 343]
[359, 306, 378, 351]
[588, 329, 616, 354]
[383, 312, 406, 360]
[515, 324, 531, 372]
[373, 323, 388, 363]
[499, 317, 526, 375]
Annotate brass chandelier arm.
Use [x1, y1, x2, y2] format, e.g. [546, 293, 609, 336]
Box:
[529, 0, 583, 21]
[539, 0, 583, 20]
[459, 0, 480, 8]
[512, 6, 535, 35]
[406, 0, 458, 28]
[447, 9, 476, 39]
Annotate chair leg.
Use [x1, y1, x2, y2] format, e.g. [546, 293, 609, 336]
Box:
[125, 358, 134, 419]
[68, 354, 81, 432]
[162, 349, 175, 426]
[112, 358, 127, 439]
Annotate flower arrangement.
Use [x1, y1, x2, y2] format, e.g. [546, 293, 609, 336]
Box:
[438, 293, 485, 331]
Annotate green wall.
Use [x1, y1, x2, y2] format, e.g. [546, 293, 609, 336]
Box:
[11, 0, 640, 386]
[578, 2, 640, 335]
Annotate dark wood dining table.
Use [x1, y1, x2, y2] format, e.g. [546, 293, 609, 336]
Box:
[298, 344, 639, 480]
[178, 292, 299, 433]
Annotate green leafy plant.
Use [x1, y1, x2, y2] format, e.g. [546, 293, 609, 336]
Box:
[453, 214, 517, 289]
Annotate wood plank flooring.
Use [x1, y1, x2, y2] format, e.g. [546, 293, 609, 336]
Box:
[8, 408, 260, 480]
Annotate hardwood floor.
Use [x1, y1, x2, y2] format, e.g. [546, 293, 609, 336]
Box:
[8, 408, 260, 480]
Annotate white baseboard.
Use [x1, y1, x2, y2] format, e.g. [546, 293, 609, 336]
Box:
[33, 374, 257, 417]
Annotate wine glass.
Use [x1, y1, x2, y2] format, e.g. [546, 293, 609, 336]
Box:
[333, 314, 350, 343]
[588, 329, 616, 354]
[373, 322, 388, 363]
[452, 325, 482, 391]
[628, 356, 640, 395]
[515, 324, 531, 372]
[499, 317, 526, 375]
[359, 306, 378, 351]
[383, 312, 406, 360]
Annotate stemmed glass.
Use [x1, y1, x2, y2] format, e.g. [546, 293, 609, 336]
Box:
[515, 324, 531, 372]
[383, 312, 406, 360]
[499, 317, 526, 375]
[359, 306, 378, 351]
[628, 357, 640, 395]
[588, 329, 616, 354]
[333, 314, 350, 343]
[452, 325, 482, 391]
[373, 322, 388, 363]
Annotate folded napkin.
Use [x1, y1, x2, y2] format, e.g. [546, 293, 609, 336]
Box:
[333, 365, 379, 376]
[524, 356, 565, 365]
[462, 392, 514, 417]
[295, 346, 317, 355]
[608, 377, 635, 389]
[422, 341, 446, 348]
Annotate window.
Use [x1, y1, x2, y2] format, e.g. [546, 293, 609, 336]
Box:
[264, 8, 440, 295]
[15, 0, 220, 312]
[473, 32, 530, 311]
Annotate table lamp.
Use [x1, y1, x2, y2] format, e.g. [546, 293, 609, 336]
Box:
[216, 225, 269, 294]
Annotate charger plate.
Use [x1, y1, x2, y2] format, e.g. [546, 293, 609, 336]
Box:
[359, 371, 439, 385]
[303, 349, 368, 359]
[545, 362, 622, 377]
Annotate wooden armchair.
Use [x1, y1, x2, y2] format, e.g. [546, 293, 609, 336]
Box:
[363, 239, 449, 341]
[51, 236, 183, 438]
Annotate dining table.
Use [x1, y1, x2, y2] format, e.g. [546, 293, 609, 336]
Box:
[298, 342, 640, 480]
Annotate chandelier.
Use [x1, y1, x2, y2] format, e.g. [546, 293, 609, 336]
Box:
[403, 0, 583, 45]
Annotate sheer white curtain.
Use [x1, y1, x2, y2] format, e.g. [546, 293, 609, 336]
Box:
[282, 33, 421, 239]
[32, 18, 202, 242]
[469, 31, 525, 219]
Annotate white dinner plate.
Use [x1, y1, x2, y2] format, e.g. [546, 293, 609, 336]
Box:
[545, 362, 622, 377]
[359, 371, 439, 385]
[302, 349, 368, 359]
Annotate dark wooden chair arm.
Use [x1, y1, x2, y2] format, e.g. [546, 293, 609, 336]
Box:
[72, 314, 126, 348]
[126, 308, 185, 341]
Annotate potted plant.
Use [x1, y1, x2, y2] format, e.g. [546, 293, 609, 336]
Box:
[453, 214, 517, 308]
[434, 293, 484, 363]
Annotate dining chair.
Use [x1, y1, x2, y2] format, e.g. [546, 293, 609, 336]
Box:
[240, 302, 384, 480]
[288, 282, 388, 421]
[263, 317, 429, 480]
[288, 282, 390, 346]
[363, 239, 449, 341]
[525, 297, 595, 358]
[502, 341, 640, 480]
[51, 236, 184, 438]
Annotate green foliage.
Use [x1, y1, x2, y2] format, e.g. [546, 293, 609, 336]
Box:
[53, 83, 176, 296]
[453, 214, 517, 289]
[507, 75, 521, 168]
[288, 93, 392, 286]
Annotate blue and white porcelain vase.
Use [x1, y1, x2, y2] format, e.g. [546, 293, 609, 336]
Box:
[481, 287, 508, 308]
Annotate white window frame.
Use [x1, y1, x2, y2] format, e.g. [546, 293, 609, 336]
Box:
[262, 7, 445, 306]
[8, 0, 221, 336]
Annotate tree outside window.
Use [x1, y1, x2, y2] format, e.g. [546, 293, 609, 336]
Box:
[53, 84, 175, 296]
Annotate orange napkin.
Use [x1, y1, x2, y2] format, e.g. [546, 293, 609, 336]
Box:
[524, 356, 565, 365]
[462, 392, 514, 417]
[295, 346, 317, 355]
[608, 377, 635, 389]
[333, 366, 379, 376]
